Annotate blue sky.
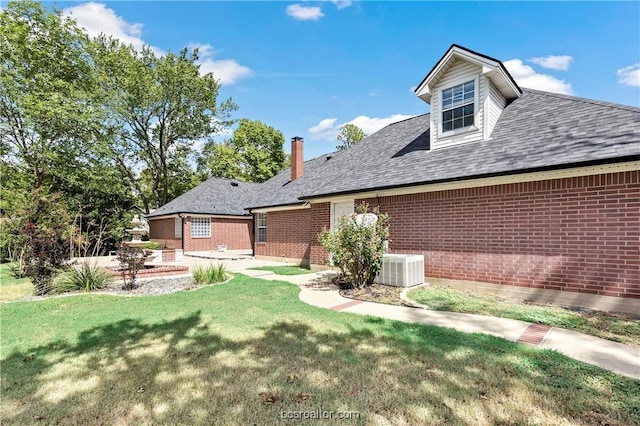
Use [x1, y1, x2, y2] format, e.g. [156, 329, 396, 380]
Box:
[43, 1, 640, 159]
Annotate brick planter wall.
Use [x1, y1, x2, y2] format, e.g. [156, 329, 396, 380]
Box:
[255, 209, 312, 264]
[356, 170, 639, 298]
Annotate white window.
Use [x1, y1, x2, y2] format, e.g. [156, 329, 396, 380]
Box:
[191, 217, 210, 238]
[175, 217, 182, 238]
[442, 80, 475, 132]
[257, 213, 266, 243]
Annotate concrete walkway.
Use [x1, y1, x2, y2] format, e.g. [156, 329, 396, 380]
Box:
[240, 269, 640, 380]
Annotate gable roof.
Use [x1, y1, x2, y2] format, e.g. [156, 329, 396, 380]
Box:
[414, 44, 522, 103]
[146, 177, 260, 218]
[247, 89, 640, 208]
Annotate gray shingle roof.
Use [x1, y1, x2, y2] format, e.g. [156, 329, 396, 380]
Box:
[150, 89, 640, 216]
[249, 89, 640, 207]
[146, 177, 260, 218]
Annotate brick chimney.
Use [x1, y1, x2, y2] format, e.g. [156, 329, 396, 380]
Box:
[291, 136, 304, 181]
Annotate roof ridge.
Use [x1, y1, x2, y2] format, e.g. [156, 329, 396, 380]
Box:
[523, 88, 640, 113]
[387, 113, 429, 127]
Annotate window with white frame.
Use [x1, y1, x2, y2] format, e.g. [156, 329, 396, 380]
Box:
[175, 217, 182, 238]
[190, 217, 210, 238]
[442, 80, 475, 132]
[257, 213, 267, 243]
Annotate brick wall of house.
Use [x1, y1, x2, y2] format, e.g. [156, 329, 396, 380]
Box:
[255, 209, 312, 264]
[310, 202, 331, 266]
[182, 216, 253, 252]
[357, 170, 640, 298]
[148, 217, 182, 249]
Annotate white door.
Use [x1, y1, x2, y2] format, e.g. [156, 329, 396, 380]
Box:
[331, 201, 354, 231]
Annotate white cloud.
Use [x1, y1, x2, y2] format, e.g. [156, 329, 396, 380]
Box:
[309, 114, 415, 141]
[504, 59, 573, 95]
[309, 118, 338, 136]
[286, 4, 324, 20]
[529, 55, 573, 71]
[63, 2, 164, 55]
[188, 43, 253, 86]
[617, 64, 640, 87]
[332, 0, 353, 10]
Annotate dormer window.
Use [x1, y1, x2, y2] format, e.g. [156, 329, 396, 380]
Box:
[442, 80, 475, 132]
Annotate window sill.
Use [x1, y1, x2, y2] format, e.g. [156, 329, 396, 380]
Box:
[190, 236, 212, 239]
[439, 125, 479, 139]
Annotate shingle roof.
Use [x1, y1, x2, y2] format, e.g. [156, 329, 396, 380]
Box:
[146, 177, 260, 218]
[150, 89, 640, 216]
[248, 89, 640, 207]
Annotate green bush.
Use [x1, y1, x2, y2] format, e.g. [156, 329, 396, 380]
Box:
[141, 241, 164, 250]
[318, 203, 389, 289]
[192, 263, 228, 285]
[52, 262, 112, 293]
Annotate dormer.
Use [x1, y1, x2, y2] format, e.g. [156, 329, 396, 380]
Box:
[414, 45, 522, 149]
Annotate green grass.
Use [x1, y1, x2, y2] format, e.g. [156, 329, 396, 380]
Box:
[1, 275, 638, 425]
[408, 284, 640, 347]
[0, 263, 32, 301]
[249, 265, 313, 275]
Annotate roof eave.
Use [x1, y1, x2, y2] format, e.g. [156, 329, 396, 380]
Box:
[299, 156, 640, 202]
[414, 44, 522, 103]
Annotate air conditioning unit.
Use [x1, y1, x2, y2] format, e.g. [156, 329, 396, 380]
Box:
[375, 254, 425, 287]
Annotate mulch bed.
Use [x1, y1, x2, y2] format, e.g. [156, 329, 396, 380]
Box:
[339, 283, 405, 306]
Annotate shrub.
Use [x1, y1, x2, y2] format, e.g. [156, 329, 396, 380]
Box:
[192, 263, 228, 285]
[141, 241, 163, 250]
[116, 246, 143, 290]
[318, 203, 389, 289]
[22, 221, 70, 295]
[52, 262, 112, 293]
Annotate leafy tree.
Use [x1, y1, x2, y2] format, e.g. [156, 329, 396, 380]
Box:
[0, 1, 134, 257]
[0, 0, 103, 190]
[197, 119, 286, 182]
[93, 37, 237, 211]
[336, 123, 367, 151]
[318, 203, 389, 289]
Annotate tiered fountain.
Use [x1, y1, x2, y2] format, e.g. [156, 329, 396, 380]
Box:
[124, 215, 156, 265]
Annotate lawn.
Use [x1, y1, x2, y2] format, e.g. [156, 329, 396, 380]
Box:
[408, 284, 640, 348]
[2, 275, 639, 425]
[248, 265, 314, 275]
[0, 263, 32, 302]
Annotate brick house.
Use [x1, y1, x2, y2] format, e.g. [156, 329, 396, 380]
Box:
[149, 45, 640, 300]
[147, 177, 259, 252]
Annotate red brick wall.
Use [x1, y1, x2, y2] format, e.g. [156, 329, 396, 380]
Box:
[356, 170, 640, 299]
[183, 216, 253, 252]
[255, 209, 312, 263]
[310, 203, 331, 266]
[148, 217, 182, 249]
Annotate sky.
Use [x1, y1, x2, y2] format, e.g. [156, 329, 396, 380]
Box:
[32, 1, 640, 159]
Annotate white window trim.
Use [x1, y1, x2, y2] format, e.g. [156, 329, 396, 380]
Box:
[438, 75, 480, 139]
[257, 213, 267, 243]
[190, 217, 211, 238]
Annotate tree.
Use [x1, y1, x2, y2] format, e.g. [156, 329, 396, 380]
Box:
[93, 38, 237, 211]
[336, 123, 367, 151]
[0, 1, 135, 257]
[197, 119, 286, 182]
[0, 0, 103, 189]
